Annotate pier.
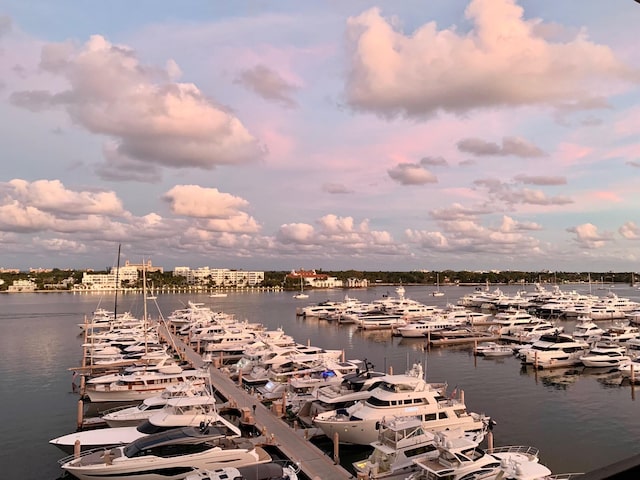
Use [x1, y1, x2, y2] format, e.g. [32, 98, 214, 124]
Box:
[159, 325, 353, 480]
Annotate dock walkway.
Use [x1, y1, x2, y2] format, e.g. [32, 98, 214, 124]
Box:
[160, 326, 353, 480]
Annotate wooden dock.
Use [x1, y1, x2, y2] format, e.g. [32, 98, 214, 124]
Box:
[428, 334, 501, 346]
[159, 326, 353, 480]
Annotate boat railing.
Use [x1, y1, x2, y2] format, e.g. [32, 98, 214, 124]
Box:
[547, 474, 584, 480]
[100, 404, 134, 415]
[490, 445, 539, 457]
[58, 446, 120, 466]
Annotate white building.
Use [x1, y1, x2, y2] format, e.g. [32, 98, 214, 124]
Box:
[7, 279, 37, 292]
[172, 267, 264, 286]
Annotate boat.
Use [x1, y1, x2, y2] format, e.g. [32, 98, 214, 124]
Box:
[101, 381, 211, 427]
[51, 394, 240, 454]
[293, 277, 308, 299]
[431, 273, 445, 297]
[395, 317, 467, 338]
[59, 425, 271, 480]
[185, 462, 300, 480]
[84, 366, 210, 402]
[352, 418, 485, 480]
[579, 343, 630, 368]
[209, 292, 228, 298]
[408, 441, 547, 480]
[571, 317, 605, 344]
[521, 333, 590, 369]
[599, 325, 640, 344]
[473, 342, 514, 357]
[312, 364, 487, 445]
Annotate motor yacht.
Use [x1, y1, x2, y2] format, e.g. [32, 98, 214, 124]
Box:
[407, 441, 546, 480]
[312, 364, 486, 445]
[51, 394, 239, 454]
[579, 343, 631, 368]
[59, 425, 271, 480]
[85, 367, 210, 403]
[521, 333, 590, 369]
[352, 418, 485, 480]
[101, 382, 211, 427]
[473, 342, 514, 357]
[185, 462, 299, 480]
[571, 317, 605, 344]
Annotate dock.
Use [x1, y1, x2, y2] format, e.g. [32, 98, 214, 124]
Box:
[428, 333, 500, 346]
[159, 325, 353, 480]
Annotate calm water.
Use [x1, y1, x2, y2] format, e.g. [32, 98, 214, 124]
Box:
[2, 285, 640, 479]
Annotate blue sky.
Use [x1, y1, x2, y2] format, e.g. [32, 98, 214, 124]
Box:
[1, 0, 640, 272]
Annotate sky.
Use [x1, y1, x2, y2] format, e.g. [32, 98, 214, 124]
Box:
[1, 0, 640, 272]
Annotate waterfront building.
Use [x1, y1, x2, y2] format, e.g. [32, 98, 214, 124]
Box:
[286, 269, 343, 288]
[173, 267, 265, 286]
[7, 278, 37, 292]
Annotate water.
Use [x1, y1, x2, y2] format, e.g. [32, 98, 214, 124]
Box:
[2, 285, 640, 479]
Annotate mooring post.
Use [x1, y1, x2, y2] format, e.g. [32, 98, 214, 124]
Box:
[333, 431, 340, 464]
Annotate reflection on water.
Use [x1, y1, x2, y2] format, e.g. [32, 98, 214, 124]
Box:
[3, 285, 640, 478]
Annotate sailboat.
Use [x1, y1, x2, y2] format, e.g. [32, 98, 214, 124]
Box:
[293, 276, 309, 299]
[432, 272, 445, 297]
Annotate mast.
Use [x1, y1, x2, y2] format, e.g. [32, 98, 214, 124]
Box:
[113, 243, 121, 321]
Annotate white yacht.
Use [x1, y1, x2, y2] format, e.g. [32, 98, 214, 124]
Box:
[600, 325, 640, 344]
[521, 333, 590, 369]
[571, 317, 605, 344]
[59, 426, 271, 480]
[101, 382, 211, 427]
[352, 419, 485, 480]
[394, 317, 467, 338]
[85, 367, 210, 403]
[408, 441, 546, 480]
[580, 343, 630, 368]
[186, 463, 299, 480]
[51, 394, 238, 454]
[312, 364, 486, 445]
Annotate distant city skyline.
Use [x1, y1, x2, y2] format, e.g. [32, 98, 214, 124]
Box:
[1, 1, 640, 271]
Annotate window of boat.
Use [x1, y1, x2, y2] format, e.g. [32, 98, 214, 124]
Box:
[439, 411, 448, 419]
[459, 468, 499, 480]
[454, 409, 466, 417]
[403, 399, 413, 405]
[368, 397, 391, 407]
[423, 413, 437, 421]
[405, 444, 438, 458]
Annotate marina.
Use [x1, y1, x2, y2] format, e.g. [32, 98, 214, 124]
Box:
[4, 284, 640, 479]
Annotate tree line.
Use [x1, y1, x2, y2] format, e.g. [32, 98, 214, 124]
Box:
[0, 268, 632, 291]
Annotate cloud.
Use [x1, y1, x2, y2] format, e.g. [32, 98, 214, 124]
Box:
[322, 183, 354, 194]
[619, 222, 640, 240]
[1, 179, 123, 216]
[163, 185, 259, 234]
[420, 156, 448, 167]
[474, 178, 573, 206]
[344, 0, 638, 118]
[513, 174, 566, 186]
[406, 214, 543, 256]
[276, 214, 399, 257]
[235, 64, 298, 108]
[627, 160, 640, 168]
[0, 15, 11, 39]
[567, 223, 613, 249]
[388, 163, 438, 185]
[10, 35, 266, 177]
[457, 136, 546, 157]
[430, 203, 494, 221]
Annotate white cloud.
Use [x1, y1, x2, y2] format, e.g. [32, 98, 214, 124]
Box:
[344, 0, 638, 118]
[567, 223, 613, 249]
[388, 163, 438, 185]
[457, 136, 546, 157]
[10, 35, 266, 177]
